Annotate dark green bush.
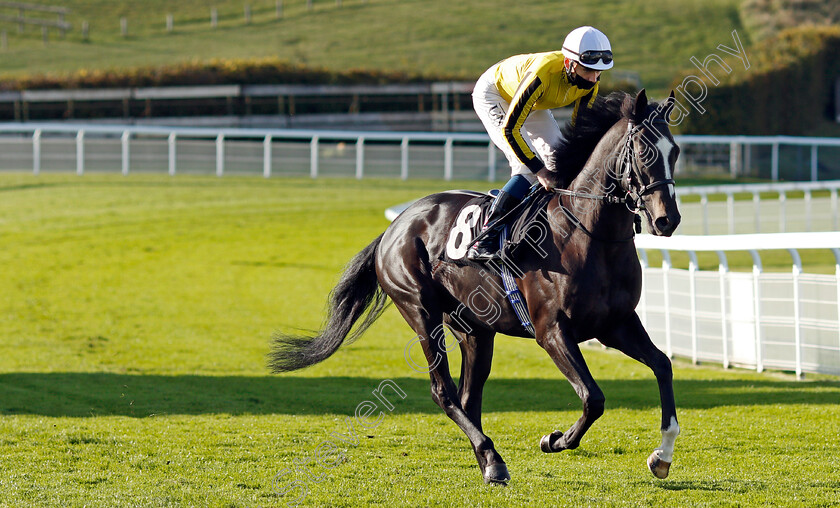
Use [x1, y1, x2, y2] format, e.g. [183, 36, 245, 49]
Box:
[672, 25, 840, 135]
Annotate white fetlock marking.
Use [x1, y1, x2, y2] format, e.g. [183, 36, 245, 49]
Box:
[654, 416, 680, 462]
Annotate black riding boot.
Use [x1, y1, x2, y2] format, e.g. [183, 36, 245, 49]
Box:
[468, 191, 520, 261]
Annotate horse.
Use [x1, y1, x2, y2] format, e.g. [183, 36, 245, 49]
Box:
[269, 89, 682, 485]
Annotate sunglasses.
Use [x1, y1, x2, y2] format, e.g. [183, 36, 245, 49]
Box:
[566, 48, 613, 66]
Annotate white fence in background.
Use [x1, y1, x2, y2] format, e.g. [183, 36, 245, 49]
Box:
[1, 123, 839, 182]
[3, 123, 840, 236]
[636, 233, 840, 378]
[676, 181, 840, 235]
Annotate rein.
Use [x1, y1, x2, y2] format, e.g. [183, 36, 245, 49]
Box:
[555, 195, 637, 243]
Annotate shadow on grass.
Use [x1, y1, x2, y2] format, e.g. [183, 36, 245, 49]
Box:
[652, 479, 761, 493]
[0, 373, 837, 418]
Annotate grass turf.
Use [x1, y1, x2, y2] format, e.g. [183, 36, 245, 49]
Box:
[0, 173, 838, 507]
[0, 0, 746, 95]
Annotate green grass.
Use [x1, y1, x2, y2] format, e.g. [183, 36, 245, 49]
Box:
[0, 0, 746, 94]
[1, 173, 838, 507]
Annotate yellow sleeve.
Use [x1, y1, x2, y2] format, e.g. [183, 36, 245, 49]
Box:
[502, 71, 547, 173]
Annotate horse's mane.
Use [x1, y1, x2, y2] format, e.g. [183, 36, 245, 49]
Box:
[552, 91, 637, 181]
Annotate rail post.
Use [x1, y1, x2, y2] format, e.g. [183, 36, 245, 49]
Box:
[32, 129, 41, 175]
[400, 137, 409, 180]
[788, 248, 803, 379]
[310, 136, 319, 178]
[76, 130, 84, 175]
[168, 132, 176, 176]
[215, 134, 224, 177]
[263, 135, 272, 178]
[662, 250, 672, 358]
[779, 191, 786, 233]
[804, 190, 812, 232]
[688, 250, 699, 364]
[444, 137, 453, 181]
[121, 130, 130, 175]
[726, 192, 735, 234]
[355, 137, 365, 180]
[716, 251, 729, 369]
[750, 250, 763, 373]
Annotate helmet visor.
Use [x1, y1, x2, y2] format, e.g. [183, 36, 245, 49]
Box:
[564, 47, 613, 66]
[578, 50, 613, 66]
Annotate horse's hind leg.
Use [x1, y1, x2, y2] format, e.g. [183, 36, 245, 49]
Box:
[537, 321, 606, 453]
[599, 312, 679, 479]
[447, 322, 503, 480]
[397, 301, 508, 484]
[452, 327, 494, 430]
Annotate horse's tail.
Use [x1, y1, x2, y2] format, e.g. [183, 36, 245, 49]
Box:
[268, 234, 388, 373]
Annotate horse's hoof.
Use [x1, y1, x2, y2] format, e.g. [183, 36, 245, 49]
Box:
[539, 434, 552, 453]
[539, 431, 562, 453]
[647, 452, 671, 479]
[483, 464, 510, 485]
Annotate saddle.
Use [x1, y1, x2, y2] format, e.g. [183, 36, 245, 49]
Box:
[440, 188, 553, 337]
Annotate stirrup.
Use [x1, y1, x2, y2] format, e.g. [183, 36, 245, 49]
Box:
[467, 244, 499, 261]
[467, 231, 502, 261]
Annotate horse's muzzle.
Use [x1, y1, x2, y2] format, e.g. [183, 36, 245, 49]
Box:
[653, 212, 681, 236]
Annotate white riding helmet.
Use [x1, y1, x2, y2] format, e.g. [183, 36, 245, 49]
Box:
[561, 26, 614, 71]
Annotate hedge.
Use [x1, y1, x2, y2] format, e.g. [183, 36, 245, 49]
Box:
[0, 58, 451, 91]
[671, 25, 840, 135]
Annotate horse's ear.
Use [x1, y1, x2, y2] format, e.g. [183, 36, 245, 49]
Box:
[663, 89, 677, 117]
[633, 88, 648, 123]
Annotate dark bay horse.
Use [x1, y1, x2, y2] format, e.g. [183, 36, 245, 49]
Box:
[270, 89, 682, 484]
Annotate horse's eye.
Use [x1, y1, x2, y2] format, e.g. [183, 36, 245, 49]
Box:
[636, 150, 655, 165]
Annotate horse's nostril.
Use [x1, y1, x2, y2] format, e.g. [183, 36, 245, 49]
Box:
[655, 217, 670, 231]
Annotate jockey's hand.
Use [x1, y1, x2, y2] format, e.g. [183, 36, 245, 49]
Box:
[535, 167, 564, 191]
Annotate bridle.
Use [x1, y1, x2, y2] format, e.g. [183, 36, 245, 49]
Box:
[553, 116, 675, 212]
[619, 118, 675, 212]
[551, 116, 675, 241]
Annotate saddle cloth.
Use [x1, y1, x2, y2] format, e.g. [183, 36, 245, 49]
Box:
[442, 189, 553, 264]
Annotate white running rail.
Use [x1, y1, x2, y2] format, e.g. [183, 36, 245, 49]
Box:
[636, 232, 840, 378]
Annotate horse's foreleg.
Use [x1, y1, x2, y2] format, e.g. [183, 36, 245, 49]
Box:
[397, 302, 508, 484]
[600, 312, 679, 479]
[536, 324, 605, 453]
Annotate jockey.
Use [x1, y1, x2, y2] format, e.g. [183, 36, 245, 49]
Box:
[468, 26, 614, 261]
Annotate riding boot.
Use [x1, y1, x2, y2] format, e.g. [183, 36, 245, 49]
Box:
[467, 190, 520, 261]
